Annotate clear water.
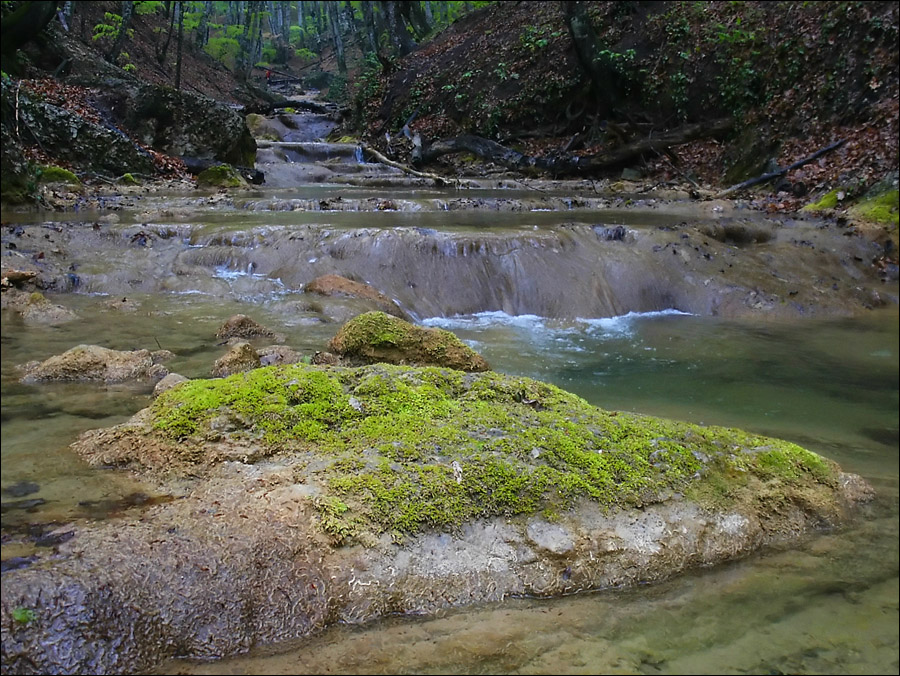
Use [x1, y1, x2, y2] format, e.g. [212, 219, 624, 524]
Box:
[1, 222, 897, 674]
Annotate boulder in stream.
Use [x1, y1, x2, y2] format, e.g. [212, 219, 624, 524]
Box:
[305, 274, 411, 320]
[327, 311, 490, 372]
[17, 344, 173, 383]
[216, 314, 285, 342]
[0, 362, 874, 674]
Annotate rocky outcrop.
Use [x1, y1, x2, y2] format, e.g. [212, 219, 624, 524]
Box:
[0, 363, 874, 674]
[17, 344, 173, 383]
[327, 311, 490, 371]
[94, 80, 256, 168]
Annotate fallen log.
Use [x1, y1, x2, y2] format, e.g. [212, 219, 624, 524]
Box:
[416, 118, 734, 177]
[715, 139, 847, 198]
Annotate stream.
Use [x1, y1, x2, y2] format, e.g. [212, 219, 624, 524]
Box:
[1, 105, 898, 674]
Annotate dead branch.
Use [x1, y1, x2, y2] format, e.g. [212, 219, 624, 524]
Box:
[715, 139, 846, 198]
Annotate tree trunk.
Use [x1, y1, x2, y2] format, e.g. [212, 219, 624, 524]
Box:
[155, 1, 176, 65]
[360, 1, 379, 54]
[0, 0, 58, 68]
[195, 0, 211, 49]
[562, 0, 625, 119]
[174, 1, 184, 90]
[327, 1, 347, 74]
[379, 0, 416, 56]
[401, 0, 431, 39]
[107, 0, 134, 64]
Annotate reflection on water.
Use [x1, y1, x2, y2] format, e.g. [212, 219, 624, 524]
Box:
[2, 290, 898, 674]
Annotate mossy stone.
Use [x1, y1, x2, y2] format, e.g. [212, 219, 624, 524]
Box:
[848, 188, 899, 227]
[82, 362, 843, 546]
[196, 164, 246, 188]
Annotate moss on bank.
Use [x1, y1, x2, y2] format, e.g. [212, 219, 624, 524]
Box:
[196, 164, 246, 188]
[134, 363, 842, 544]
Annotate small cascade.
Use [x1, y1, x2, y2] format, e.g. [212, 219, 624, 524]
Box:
[251, 94, 401, 186]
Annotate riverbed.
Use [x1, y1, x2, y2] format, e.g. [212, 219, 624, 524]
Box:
[1, 188, 897, 674]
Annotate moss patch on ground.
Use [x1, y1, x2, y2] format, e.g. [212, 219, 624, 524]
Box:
[848, 188, 899, 227]
[114, 363, 843, 544]
[37, 165, 80, 185]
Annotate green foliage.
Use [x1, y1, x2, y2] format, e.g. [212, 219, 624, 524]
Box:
[294, 48, 318, 65]
[12, 607, 36, 624]
[92, 12, 134, 43]
[134, 1, 163, 16]
[205, 36, 241, 69]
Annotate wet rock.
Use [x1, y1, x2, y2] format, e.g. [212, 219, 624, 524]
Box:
[1, 289, 78, 324]
[0, 269, 38, 288]
[4, 363, 874, 674]
[258, 345, 304, 366]
[211, 342, 262, 377]
[327, 311, 490, 372]
[153, 373, 189, 398]
[305, 274, 411, 320]
[18, 344, 173, 384]
[216, 314, 284, 342]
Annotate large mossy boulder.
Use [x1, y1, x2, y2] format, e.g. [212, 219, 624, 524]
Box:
[328, 311, 489, 371]
[1, 362, 873, 674]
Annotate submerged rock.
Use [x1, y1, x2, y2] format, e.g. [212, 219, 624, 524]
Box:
[328, 311, 490, 372]
[1, 362, 873, 674]
[17, 344, 173, 383]
[0, 289, 78, 325]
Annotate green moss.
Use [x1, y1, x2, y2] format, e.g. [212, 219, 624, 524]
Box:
[119, 173, 139, 185]
[144, 363, 842, 545]
[37, 165, 80, 185]
[329, 311, 489, 371]
[802, 188, 841, 212]
[196, 164, 246, 188]
[848, 188, 899, 227]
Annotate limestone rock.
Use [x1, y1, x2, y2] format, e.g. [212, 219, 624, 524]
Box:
[211, 342, 261, 377]
[18, 344, 173, 383]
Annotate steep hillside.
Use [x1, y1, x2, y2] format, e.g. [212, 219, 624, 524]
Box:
[351, 1, 898, 203]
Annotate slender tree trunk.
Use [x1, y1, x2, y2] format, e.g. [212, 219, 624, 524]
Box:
[107, 0, 134, 64]
[156, 0, 176, 65]
[328, 1, 347, 74]
[360, 1, 379, 54]
[195, 0, 211, 49]
[174, 1, 185, 89]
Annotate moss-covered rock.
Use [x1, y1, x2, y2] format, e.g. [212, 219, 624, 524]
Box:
[328, 311, 489, 371]
[196, 164, 246, 188]
[75, 362, 853, 545]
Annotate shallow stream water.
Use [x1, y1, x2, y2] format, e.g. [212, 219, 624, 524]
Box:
[1, 191, 898, 674]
